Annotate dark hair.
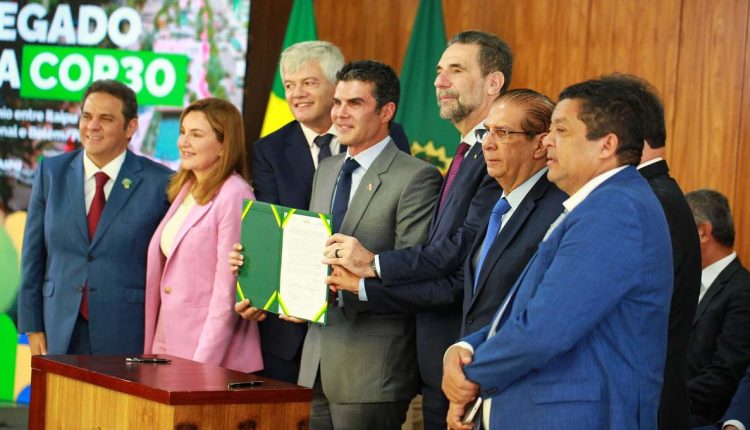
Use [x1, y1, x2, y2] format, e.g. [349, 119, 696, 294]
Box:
[601, 74, 666, 148]
[336, 60, 400, 113]
[448, 30, 514, 93]
[558, 79, 644, 165]
[686, 189, 735, 247]
[497, 89, 555, 138]
[82, 80, 138, 124]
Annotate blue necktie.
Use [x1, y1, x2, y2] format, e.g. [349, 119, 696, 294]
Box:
[331, 158, 360, 233]
[474, 197, 511, 289]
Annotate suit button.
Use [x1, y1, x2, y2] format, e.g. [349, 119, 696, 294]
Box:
[87, 254, 95, 262]
[164, 287, 172, 294]
[466, 315, 474, 325]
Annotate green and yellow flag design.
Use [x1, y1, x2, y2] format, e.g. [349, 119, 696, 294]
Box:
[260, 0, 318, 137]
[395, 0, 459, 174]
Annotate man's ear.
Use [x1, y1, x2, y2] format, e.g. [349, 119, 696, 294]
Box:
[125, 118, 138, 139]
[697, 222, 712, 244]
[379, 102, 396, 123]
[532, 132, 548, 160]
[486, 71, 504, 97]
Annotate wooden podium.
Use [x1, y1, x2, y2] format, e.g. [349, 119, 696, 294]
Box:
[29, 354, 312, 429]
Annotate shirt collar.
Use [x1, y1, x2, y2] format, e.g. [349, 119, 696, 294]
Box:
[562, 165, 628, 213]
[346, 135, 390, 170]
[300, 122, 337, 148]
[702, 251, 736, 288]
[463, 120, 488, 148]
[504, 167, 547, 209]
[83, 149, 127, 181]
[637, 156, 664, 170]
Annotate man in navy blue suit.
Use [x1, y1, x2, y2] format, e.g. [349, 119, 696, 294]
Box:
[323, 31, 509, 429]
[18, 80, 171, 355]
[234, 41, 410, 383]
[694, 363, 750, 430]
[442, 78, 673, 429]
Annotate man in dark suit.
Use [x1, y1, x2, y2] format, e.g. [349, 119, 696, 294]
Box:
[323, 31, 509, 428]
[238, 41, 410, 383]
[17, 80, 171, 355]
[298, 60, 442, 430]
[461, 89, 566, 337]
[603, 74, 702, 430]
[694, 363, 750, 430]
[685, 189, 750, 426]
[443, 78, 673, 429]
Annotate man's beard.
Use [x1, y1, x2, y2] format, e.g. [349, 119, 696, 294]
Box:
[437, 91, 476, 123]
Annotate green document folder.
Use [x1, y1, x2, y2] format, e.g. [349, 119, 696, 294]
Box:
[236, 201, 332, 324]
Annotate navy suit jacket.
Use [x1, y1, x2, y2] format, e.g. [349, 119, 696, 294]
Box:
[17, 150, 171, 354]
[693, 364, 750, 429]
[251, 120, 410, 362]
[463, 167, 673, 429]
[363, 141, 500, 391]
[688, 257, 750, 425]
[640, 159, 701, 430]
[462, 173, 565, 336]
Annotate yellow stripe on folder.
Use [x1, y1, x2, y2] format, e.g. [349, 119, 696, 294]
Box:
[241, 200, 253, 220]
[312, 302, 327, 323]
[270, 205, 282, 227]
[281, 209, 297, 228]
[319, 214, 332, 235]
[263, 291, 278, 310]
[236, 282, 246, 301]
[277, 293, 290, 316]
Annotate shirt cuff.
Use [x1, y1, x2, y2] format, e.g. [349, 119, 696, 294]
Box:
[724, 420, 745, 430]
[358, 278, 368, 301]
[443, 341, 475, 363]
[375, 254, 382, 278]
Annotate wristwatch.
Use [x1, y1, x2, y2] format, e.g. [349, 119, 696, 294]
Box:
[369, 259, 380, 278]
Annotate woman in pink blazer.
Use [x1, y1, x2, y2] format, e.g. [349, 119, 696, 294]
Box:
[143, 98, 262, 373]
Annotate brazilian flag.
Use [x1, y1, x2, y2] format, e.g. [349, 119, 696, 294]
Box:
[395, 0, 459, 174]
[260, 0, 318, 137]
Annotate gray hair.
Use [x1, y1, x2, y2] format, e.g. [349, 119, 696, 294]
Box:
[280, 41, 345, 84]
[686, 188, 735, 248]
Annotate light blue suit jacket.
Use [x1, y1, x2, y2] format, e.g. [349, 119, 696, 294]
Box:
[463, 167, 673, 429]
[18, 149, 171, 354]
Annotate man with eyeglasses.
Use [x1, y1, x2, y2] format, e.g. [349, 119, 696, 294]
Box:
[323, 31, 507, 429]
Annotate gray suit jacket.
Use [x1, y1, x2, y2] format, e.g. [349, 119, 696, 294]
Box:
[298, 140, 442, 403]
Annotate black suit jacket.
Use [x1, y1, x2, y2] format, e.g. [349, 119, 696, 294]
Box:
[364, 141, 500, 391]
[251, 120, 410, 362]
[688, 257, 750, 425]
[462, 173, 566, 335]
[640, 160, 702, 430]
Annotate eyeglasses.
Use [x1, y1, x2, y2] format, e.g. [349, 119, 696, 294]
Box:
[478, 127, 529, 142]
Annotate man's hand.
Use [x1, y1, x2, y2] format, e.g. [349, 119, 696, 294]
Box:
[326, 265, 360, 294]
[234, 299, 267, 322]
[447, 402, 475, 430]
[323, 234, 375, 278]
[228, 243, 244, 275]
[28, 331, 47, 355]
[442, 345, 479, 404]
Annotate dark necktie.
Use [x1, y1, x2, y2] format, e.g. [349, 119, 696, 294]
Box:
[439, 142, 470, 209]
[331, 158, 360, 234]
[314, 134, 334, 164]
[81, 171, 109, 320]
[474, 197, 511, 289]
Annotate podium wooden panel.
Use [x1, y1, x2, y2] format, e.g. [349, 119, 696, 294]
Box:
[30, 354, 312, 429]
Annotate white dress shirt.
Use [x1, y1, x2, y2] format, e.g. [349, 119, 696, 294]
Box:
[700, 252, 737, 302]
[83, 150, 127, 213]
[300, 123, 339, 169]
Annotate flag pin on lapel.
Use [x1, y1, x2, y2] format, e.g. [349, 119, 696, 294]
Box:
[474, 154, 478, 159]
[367, 183, 373, 191]
[122, 178, 132, 189]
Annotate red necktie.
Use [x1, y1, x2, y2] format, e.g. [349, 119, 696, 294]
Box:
[439, 142, 470, 210]
[81, 171, 109, 320]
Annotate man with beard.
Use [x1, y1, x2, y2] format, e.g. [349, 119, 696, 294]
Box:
[324, 31, 509, 429]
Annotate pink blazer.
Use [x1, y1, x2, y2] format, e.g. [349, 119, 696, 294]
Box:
[144, 173, 262, 373]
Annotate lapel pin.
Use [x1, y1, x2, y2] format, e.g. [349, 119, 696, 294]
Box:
[367, 183, 373, 191]
[122, 178, 132, 189]
[473, 154, 478, 159]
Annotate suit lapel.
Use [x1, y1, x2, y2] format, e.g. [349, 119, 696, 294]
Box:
[167, 187, 214, 264]
[694, 258, 740, 325]
[90, 151, 142, 249]
[67, 151, 89, 242]
[431, 142, 484, 236]
[339, 142, 397, 235]
[471, 175, 551, 307]
[284, 122, 316, 188]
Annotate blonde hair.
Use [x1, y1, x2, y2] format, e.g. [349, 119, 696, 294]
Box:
[167, 98, 249, 204]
